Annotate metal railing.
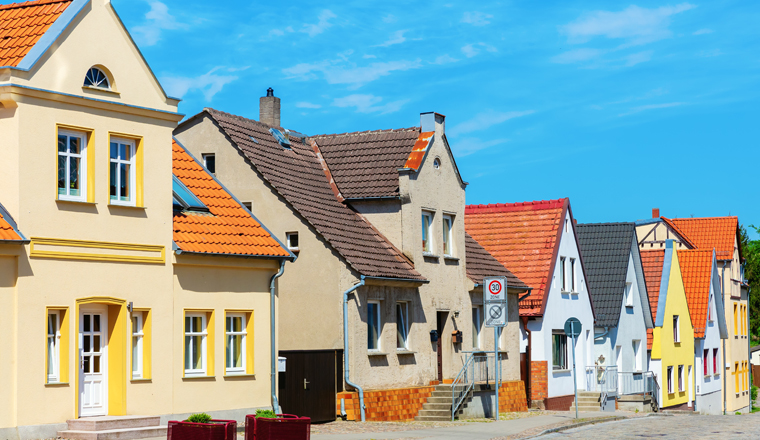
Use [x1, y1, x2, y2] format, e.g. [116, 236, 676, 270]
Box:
[587, 368, 660, 411]
[452, 352, 501, 420]
[585, 366, 619, 397]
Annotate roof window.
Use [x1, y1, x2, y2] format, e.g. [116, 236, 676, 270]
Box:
[84, 67, 110, 90]
[172, 175, 209, 212]
[269, 128, 291, 149]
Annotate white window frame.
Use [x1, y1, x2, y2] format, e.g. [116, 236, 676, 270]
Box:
[570, 258, 577, 293]
[422, 211, 434, 254]
[624, 283, 633, 307]
[673, 315, 680, 343]
[713, 348, 719, 377]
[225, 313, 247, 374]
[560, 257, 568, 292]
[472, 307, 482, 350]
[552, 331, 568, 370]
[184, 313, 207, 376]
[131, 313, 144, 379]
[633, 339, 642, 372]
[707, 294, 714, 322]
[202, 153, 216, 174]
[396, 302, 409, 350]
[286, 232, 299, 252]
[703, 349, 710, 377]
[678, 365, 685, 392]
[109, 137, 137, 206]
[442, 214, 454, 257]
[57, 129, 88, 202]
[47, 311, 61, 383]
[667, 366, 674, 394]
[367, 301, 381, 352]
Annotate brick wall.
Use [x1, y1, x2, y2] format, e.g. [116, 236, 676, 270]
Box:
[530, 361, 548, 402]
[337, 386, 434, 422]
[544, 394, 573, 411]
[498, 380, 529, 413]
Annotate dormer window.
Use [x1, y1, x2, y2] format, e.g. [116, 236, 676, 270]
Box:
[269, 128, 291, 149]
[84, 67, 110, 90]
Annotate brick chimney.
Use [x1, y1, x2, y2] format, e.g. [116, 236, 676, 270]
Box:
[652, 208, 660, 219]
[260, 88, 280, 127]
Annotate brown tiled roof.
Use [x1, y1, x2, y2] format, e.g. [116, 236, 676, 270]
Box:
[311, 127, 420, 199]
[172, 139, 291, 258]
[641, 249, 665, 350]
[464, 232, 530, 290]
[203, 108, 425, 281]
[0, 0, 71, 67]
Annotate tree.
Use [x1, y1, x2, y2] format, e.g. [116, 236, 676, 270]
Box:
[742, 225, 760, 343]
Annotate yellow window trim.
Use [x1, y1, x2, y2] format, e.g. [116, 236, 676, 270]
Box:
[224, 310, 255, 375]
[108, 132, 144, 208]
[183, 309, 215, 377]
[45, 307, 70, 385]
[132, 308, 152, 380]
[29, 237, 165, 264]
[56, 124, 95, 203]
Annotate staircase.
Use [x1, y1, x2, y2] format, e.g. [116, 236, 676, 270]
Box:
[58, 416, 167, 440]
[415, 384, 468, 421]
[569, 391, 602, 412]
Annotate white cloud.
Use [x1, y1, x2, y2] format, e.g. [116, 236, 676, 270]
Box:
[451, 138, 508, 157]
[283, 59, 422, 88]
[625, 50, 653, 66]
[296, 102, 322, 109]
[301, 10, 337, 37]
[461, 43, 498, 58]
[561, 3, 696, 46]
[132, 1, 186, 46]
[449, 110, 535, 137]
[618, 102, 684, 117]
[462, 11, 493, 26]
[161, 67, 238, 101]
[693, 28, 713, 35]
[432, 54, 459, 64]
[551, 48, 605, 64]
[375, 30, 407, 47]
[332, 94, 409, 114]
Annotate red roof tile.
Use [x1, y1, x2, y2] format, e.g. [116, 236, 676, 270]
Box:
[641, 249, 665, 350]
[678, 249, 713, 338]
[465, 199, 567, 316]
[0, 0, 71, 67]
[659, 217, 698, 249]
[464, 232, 529, 290]
[0, 212, 22, 241]
[667, 217, 738, 261]
[172, 139, 291, 258]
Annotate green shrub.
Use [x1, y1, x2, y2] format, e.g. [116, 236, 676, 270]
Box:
[255, 409, 276, 419]
[187, 413, 212, 424]
[752, 385, 758, 403]
[735, 411, 741, 415]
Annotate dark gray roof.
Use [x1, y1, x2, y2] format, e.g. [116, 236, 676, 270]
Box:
[576, 222, 635, 327]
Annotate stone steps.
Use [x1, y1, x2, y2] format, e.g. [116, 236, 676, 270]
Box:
[58, 416, 167, 440]
[415, 384, 469, 421]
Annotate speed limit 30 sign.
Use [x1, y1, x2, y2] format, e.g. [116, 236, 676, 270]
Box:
[483, 277, 507, 327]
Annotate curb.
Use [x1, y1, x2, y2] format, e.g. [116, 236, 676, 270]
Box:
[527, 415, 628, 438]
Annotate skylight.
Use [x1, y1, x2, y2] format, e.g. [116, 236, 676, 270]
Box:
[269, 128, 291, 148]
[173, 175, 209, 212]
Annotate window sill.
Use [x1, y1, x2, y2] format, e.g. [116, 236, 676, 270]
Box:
[130, 378, 152, 383]
[182, 375, 215, 381]
[288, 248, 300, 254]
[56, 199, 96, 206]
[625, 305, 634, 308]
[422, 253, 439, 259]
[367, 351, 389, 356]
[224, 373, 256, 379]
[396, 350, 416, 355]
[443, 255, 459, 261]
[552, 369, 571, 373]
[108, 204, 145, 210]
[45, 381, 69, 387]
[82, 86, 121, 97]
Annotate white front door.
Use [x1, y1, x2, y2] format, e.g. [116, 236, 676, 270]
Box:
[79, 307, 108, 417]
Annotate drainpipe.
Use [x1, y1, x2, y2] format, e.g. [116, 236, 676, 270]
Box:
[594, 326, 610, 341]
[521, 316, 532, 409]
[344, 276, 367, 421]
[722, 261, 727, 415]
[270, 260, 286, 414]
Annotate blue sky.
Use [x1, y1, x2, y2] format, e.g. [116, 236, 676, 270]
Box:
[115, 0, 760, 239]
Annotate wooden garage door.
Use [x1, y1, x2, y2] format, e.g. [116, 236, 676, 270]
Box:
[279, 350, 341, 423]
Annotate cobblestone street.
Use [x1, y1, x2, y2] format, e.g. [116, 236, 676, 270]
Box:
[540, 414, 760, 439]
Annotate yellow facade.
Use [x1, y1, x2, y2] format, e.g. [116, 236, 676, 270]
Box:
[0, 1, 288, 436]
[650, 244, 695, 409]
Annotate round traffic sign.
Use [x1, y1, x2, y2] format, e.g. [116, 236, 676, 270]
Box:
[564, 317, 582, 337]
[489, 305, 503, 319]
[488, 280, 503, 295]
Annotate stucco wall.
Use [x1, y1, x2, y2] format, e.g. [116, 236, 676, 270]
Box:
[350, 200, 402, 251]
[696, 284, 722, 398]
[721, 239, 750, 412]
[0, 254, 17, 430]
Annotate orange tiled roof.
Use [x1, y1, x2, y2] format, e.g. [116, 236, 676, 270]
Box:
[0, 212, 22, 241]
[172, 140, 291, 258]
[641, 249, 665, 350]
[402, 131, 434, 170]
[0, 0, 72, 67]
[667, 217, 738, 261]
[678, 249, 713, 338]
[659, 217, 697, 249]
[465, 199, 567, 316]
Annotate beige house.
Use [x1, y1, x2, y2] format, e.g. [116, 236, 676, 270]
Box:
[174, 102, 530, 421]
[0, 1, 292, 438]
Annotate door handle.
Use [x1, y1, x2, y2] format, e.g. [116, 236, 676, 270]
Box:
[304, 378, 310, 390]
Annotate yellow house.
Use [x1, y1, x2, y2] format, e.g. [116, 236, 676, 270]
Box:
[641, 240, 695, 410]
[0, 1, 293, 438]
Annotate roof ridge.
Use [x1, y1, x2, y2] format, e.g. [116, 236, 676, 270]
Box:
[310, 126, 420, 139]
[466, 198, 567, 214]
[0, 0, 68, 11]
[668, 216, 738, 221]
[577, 222, 634, 227]
[204, 107, 283, 130]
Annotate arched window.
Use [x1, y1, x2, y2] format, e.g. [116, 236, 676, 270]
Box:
[84, 67, 110, 89]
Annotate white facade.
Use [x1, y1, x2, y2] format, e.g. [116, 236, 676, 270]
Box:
[694, 263, 727, 415]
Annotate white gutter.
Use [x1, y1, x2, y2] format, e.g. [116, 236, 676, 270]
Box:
[270, 260, 286, 414]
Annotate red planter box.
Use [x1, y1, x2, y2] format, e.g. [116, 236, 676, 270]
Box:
[245, 414, 311, 440]
[167, 419, 237, 440]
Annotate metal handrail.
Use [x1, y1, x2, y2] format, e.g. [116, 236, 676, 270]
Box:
[451, 353, 475, 421]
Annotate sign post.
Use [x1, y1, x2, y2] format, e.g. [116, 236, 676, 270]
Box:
[564, 317, 582, 420]
[484, 277, 507, 421]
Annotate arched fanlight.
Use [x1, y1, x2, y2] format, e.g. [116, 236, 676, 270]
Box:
[84, 67, 110, 89]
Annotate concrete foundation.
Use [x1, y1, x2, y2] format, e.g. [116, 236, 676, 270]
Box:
[695, 390, 723, 415]
[617, 394, 653, 413]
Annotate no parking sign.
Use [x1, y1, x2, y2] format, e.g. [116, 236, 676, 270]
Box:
[483, 277, 507, 327]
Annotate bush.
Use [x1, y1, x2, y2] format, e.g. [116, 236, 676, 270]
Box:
[255, 409, 276, 419]
[752, 385, 758, 403]
[187, 413, 212, 424]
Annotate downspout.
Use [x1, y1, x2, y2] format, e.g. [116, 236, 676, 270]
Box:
[270, 260, 286, 414]
[517, 290, 533, 408]
[594, 326, 610, 341]
[344, 276, 367, 421]
[722, 261, 727, 415]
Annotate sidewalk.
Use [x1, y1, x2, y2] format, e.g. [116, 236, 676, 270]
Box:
[310, 412, 621, 440]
